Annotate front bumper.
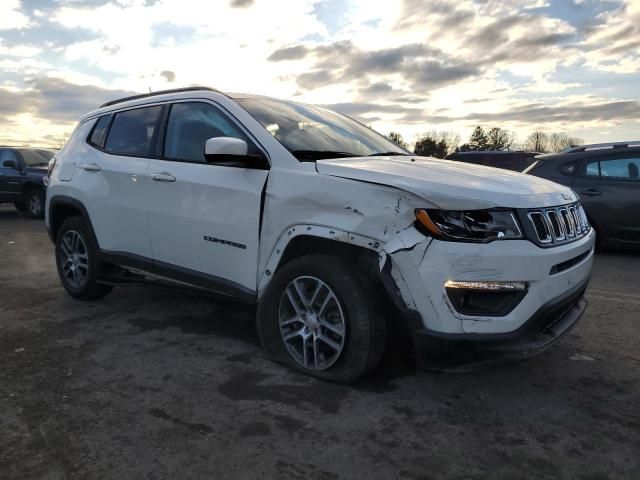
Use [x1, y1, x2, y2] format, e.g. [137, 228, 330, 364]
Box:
[408, 275, 588, 368]
[383, 227, 595, 367]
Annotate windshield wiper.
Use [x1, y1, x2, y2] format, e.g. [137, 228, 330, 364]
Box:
[291, 150, 361, 161]
[368, 152, 411, 156]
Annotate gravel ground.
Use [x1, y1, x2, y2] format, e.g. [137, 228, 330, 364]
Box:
[1, 205, 638, 480]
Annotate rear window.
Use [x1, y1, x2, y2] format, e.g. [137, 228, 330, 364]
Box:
[104, 106, 162, 157]
[522, 160, 539, 174]
[16, 149, 54, 166]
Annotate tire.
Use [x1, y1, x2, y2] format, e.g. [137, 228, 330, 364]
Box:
[24, 188, 45, 218]
[257, 254, 386, 384]
[55, 216, 113, 300]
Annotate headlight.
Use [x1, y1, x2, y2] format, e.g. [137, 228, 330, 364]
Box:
[415, 208, 523, 242]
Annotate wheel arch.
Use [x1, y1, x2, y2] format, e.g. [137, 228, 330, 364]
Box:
[257, 225, 418, 369]
[48, 195, 98, 245]
[257, 225, 383, 299]
[21, 180, 45, 196]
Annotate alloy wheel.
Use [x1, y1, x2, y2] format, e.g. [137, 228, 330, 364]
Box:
[29, 194, 42, 216]
[59, 230, 89, 288]
[278, 276, 346, 370]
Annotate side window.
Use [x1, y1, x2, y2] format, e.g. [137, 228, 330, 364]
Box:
[585, 159, 600, 177]
[88, 115, 112, 148]
[599, 157, 640, 181]
[499, 156, 519, 170]
[104, 106, 162, 156]
[479, 155, 493, 167]
[0, 149, 19, 167]
[559, 161, 577, 176]
[164, 102, 258, 163]
[519, 156, 536, 171]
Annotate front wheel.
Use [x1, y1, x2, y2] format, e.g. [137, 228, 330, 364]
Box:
[257, 254, 386, 384]
[55, 217, 113, 300]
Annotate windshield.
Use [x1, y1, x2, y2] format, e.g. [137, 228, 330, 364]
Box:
[18, 149, 55, 166]
[236, 98, 409, 161]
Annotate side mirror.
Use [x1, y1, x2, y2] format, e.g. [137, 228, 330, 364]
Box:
[204, 137, 267, 169]
[205, 137, 248, 158]
[3, 160, 18, 170]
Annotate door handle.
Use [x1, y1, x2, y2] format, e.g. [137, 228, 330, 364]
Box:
[580, 189, 602, 196]
[151, 172, 176, 182]
[82, 163, 101, 172]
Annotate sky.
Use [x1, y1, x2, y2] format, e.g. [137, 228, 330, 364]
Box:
[0, 0, 638, 148]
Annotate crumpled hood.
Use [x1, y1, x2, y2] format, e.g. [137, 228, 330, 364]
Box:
[316, 156, 577, 210]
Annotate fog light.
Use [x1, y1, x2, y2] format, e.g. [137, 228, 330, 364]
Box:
[444, 281, 527, 317]
[444, 280, 527, 291]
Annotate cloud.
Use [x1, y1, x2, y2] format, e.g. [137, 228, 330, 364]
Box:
[230, 0, 254, 7]
[323, 101, 429, 124]
[0, 77, 135, 122]
[268, 45, 309, 61]
[0, 0, 638, 146]
[0, 0, 30, 30]
[285, 40, 481, 92]
[160, 70, 176, 82]
[580, 0, 640, 73]
[359, 82, 394, 95]
[462, 99, 640, 124]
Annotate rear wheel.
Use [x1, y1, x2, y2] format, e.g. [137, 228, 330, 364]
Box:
[257, 254, 386, 384]
[55, 217, 113, 300]
[24, 188, 45, 218]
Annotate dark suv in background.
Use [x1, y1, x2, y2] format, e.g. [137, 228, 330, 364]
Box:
[445, 151, 539, 172]
[0, 147, 55, 218]
[525, 141, 640, 250]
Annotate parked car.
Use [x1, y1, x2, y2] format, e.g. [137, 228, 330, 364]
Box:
[525, 142, 640, 250]
[0, 147, 55, 218]
[445, 151, 540, 172]
[45, 87, 595, 383]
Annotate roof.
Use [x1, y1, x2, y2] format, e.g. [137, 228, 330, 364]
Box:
[99, 86, 223, 108]
[536, 144, 640, 162]
[447, 150, 539, 158]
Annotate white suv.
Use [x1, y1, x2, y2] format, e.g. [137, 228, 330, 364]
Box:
[45, 87, 595, 383]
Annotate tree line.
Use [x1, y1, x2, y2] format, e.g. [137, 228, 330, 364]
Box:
[387, 127, 584, 158]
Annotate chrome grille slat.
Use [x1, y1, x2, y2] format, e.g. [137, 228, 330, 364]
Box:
[546, 210, 565, 240]
[527, 203, 590, 246]
[571, 207, 582, 234]
[528, 212, 552, 243]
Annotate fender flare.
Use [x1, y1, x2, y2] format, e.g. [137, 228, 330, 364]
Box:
[256, 224, 383, 297]
[47, 195, 97, 245]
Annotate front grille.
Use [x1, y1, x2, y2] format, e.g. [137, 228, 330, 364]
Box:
[526, 203, 590, 246]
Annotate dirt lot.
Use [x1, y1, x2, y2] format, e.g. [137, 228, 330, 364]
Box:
[1, 205, 638, 480]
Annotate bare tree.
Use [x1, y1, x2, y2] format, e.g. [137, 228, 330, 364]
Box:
[525, 131, 549, 153]
[548, 132, 584, 153]
[439, 131, 461, 154]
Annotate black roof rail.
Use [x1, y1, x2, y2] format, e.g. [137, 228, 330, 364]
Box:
[563, 141, 640, 153]
[99, 86, 220, 108]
